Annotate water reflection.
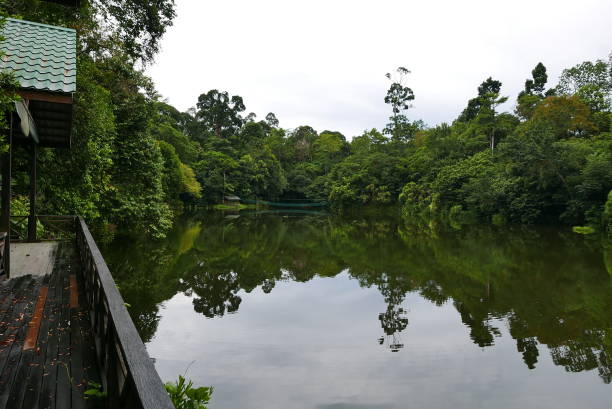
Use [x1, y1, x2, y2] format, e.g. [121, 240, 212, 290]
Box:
[102, 211, 612, 384]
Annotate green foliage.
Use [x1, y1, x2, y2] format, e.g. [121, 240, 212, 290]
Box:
[158, 141, 185, 205]
[84, 381, 107, 400]
[1, 0, 175, 64]
[399, 182, 432, 218]
[195, 90, 245, 139]
[265, 112, 279, 128]
[384, 67, 417, 141]
[2, 1, 178, 238]
[396, 56, 612, 228]
[152, 121, 199, 164]
[458, 77, 502, 122]
[522, 62, 549, 96]
[0, 14, 19, 154]
[193, 151, 238, 203]
[531, 96, 597, 138]
[604, 191, 612, 236]
[516, 63, 551, 120]
[165, 375, 213, 409]
[2, 1, 610, 239]
[572, 225, 596, 234]
[38, 57, 116, 221]
[180, 163, 202, 199]
[555, 58, 612, 112]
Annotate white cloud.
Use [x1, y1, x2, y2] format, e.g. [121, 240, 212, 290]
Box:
[146, 0, 612, 138]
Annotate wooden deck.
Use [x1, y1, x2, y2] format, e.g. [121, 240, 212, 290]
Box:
[0, 242, 101, 409]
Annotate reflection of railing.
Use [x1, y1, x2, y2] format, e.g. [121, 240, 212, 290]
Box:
[76, 217, 173, 409]
[10, 215, 76, 241]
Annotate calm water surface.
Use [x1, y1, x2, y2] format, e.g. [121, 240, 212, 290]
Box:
[102, 210, 612, 409]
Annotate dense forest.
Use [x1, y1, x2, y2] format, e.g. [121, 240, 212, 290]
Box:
[1, 1, 611, 237]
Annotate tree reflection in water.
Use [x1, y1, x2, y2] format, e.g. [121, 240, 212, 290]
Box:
[103, 210, 612, 383]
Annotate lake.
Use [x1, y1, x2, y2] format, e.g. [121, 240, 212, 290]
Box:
[102, 209, 612, 409]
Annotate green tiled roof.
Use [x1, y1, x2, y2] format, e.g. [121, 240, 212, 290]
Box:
[0, 18, 76, 94]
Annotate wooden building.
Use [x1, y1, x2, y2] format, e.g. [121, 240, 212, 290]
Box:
[223, 195, 242, 206]
[0, 17, 76, 277]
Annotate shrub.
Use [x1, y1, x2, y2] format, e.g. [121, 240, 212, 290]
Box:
[165, 375, 213, 409]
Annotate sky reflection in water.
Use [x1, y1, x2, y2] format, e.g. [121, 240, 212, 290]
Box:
[103, 211, 612, 409]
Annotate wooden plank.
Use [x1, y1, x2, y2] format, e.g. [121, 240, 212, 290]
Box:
[0, 235, 108, 409]
[21, 272, 57, 409]
[23, 285, 48, 350]
[0, 278, 29, 380]
[0, 277, 36, 370]
[0, 278, 28, 343]
[54, 245, 72, 409]
[69, 248, 87, 409]
[38, 243, 66, 409]
[5, 347, 34, 409]
[7, 274, 50, 409]
[0, 277, 38, 409]
[69, 275, 78, 309]
[17, 91, 73, 105]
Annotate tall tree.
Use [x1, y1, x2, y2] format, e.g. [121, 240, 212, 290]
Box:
[458, 77, 502, 122]
[523, 62, 548, 96]
[0, 15, 18, 154]
[477, 91, 508, 152]
[516, 63, 551, 120]
[555, 58, 612, 112]
[265, 112, 279, 128]
[384, 67, 416, 141]
[195, 90, 245, 138]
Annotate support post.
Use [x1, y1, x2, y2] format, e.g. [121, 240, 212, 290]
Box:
[28, 143, 37, 242]
[1, 116, 12, 277]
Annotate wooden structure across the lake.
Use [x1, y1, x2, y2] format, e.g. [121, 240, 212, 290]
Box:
[0, 16, 174, 409]
[242, 198, 328, 208]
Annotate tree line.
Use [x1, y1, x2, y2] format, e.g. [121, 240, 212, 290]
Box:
[1, 1, 611, 237]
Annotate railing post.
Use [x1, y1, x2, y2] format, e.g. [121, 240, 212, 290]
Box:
[1, 116, 12, 277]
[27, 143, 37, 242]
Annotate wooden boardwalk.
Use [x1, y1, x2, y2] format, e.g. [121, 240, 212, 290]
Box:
[0, 242, 101, 409]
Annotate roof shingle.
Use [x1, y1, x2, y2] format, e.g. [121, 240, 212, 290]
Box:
[0, 18, 76, 94]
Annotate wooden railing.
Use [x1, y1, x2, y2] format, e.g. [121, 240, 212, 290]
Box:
[10, 214, 76, 241]
[75, 217, 174, 409]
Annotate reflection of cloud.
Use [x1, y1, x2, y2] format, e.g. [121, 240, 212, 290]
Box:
[317, 404, 395, 409]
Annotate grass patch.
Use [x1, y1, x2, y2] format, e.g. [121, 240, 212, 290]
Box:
[572, 225, 596, 235]
[212, 203, 256, 210]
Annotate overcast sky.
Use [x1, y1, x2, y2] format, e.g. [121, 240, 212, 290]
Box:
[146, 0, 611, 139]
